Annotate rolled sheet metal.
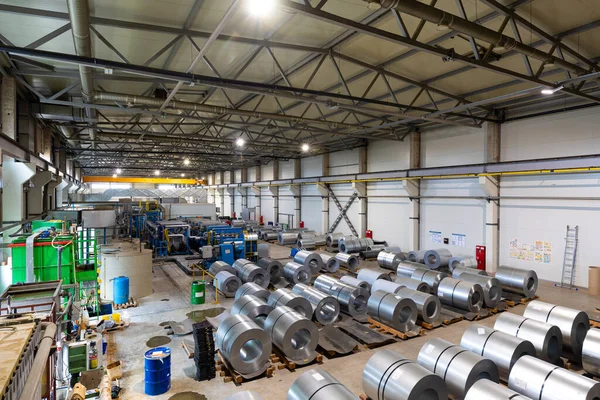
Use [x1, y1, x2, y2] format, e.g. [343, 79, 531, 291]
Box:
[454, 272, 502, 308]
[410, 269, 448, 294]
[313, 235, 326, 246]
[231, 295, 273, 327]
[357, 269, 391, 287]
[367, 290, 417, 332]
[313, 275, 370, 317]
[461, 324, 536, 381]
[257, 243, 269, 259]
[297, 230, 316, 240]
[448, 255, 477, 271]
[294, 250, 323, 275]
[283, 261, 312, 285]
[335, 253, 359, 271]
[494, 313, 563, 365]
[288, 367, 358, 400]
[297, 238, 316, 250]
[417, 338, 499, 400]
[377, 251, 404, 270]
[262, 231, 278, 241]
[452, 266, 488, 279]
[234, 282, 270, 302]
[339, 237, 374, 253]
[371, 279, 403, 295]
[508, 355, 600, 400]
[279, 232, 299, 245]
[523, 300, 590, 356]
[359, 249, 381, 259]
[437, 277, 484, 312]
[424, 248, 453, 269]
[226, 391, 264, 400]
[209, 260, 236, 276]
[397, 286, 441, 324]
[465, 379, 532, 400]
[495, 266, 538, 298]
[268, 288, 312, 318]
[384, 245, 402, 253]
[407, 250, 426, 263]
[367, 244, 386, 251]
[292, 283, 340, 325]
[237, 262, 270, 288]
[340, 276, 371, 291]
[215, 271, 242, 297]
[233, 258, 253, 271]
[319, 253, 339, 273]
[326, 232, 343, 247]
[215, 314, 272, 377]
[264, 306, 319, 365]
[256, 257, 283, 284]
[394, 277, 432, 294]
[583, 328, 600, 376]
[362, 349, 448, 400]
[396, 261, 428, 278]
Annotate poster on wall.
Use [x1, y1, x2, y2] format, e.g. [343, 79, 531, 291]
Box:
[452, 233, 466, 247]
[509, 238, 552, 264]
[429, 230, 442, 244]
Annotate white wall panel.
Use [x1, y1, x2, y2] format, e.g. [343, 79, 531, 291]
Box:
[260, 187, 275, 222]
[234, 169, 242, 183]
[367, 140, 410, 172]
[367, 181, 411, 249]
[422, 125, 484, 168]
[248, 167, 257, 182]
[279, 160, 296, 179]
[329, 149, 360, 175]
[301, 185, 323, 234]
[234, 193, 242, 214]
[261, 163, 274, 181]
[302, 155, 324, 177]
[223, 171, 232, 184]
[278, 186, 296, 225]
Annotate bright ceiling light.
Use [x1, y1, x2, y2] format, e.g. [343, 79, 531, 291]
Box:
[154, 170, 160, 176]
[236, 137, 245, 147]
[183, 158, 190, 166]
[301, 143, 310, 152]
[116, 168, 122, 174]
[248, 0, 276, 17]
[541, 85, 564, 95]
[112, 174, 117, 178]
[181, 173, 185, 177]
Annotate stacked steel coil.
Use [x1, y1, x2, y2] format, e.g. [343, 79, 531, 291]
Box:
[261, 231, 278, 241]
[268, 288, 312, 318]
[256, 258, 283, 283]
[377, 251, 404, 270]
[234, 282, 270, 302]
[357, 269, 391, 287]
[370, 279, 403, 295]
[410, 269, 448, 294]
[335, 253, 360, 271]
[359, 249, 382, 259]
[231, 295, 273, 327]
[264, 306, 319, 365]
[297, 238, 316, 250]
[583, 329, 600, 376]
[396, 286, 441, 324]
[436, 277, 484, 312]
[394, 276, 432, 293]
[278, 232, 299, 245]
[367, 290, 418, 332]
[448, 255, 477, 271]
[465, 379, 531, 400]
[235, 262, 270, 288]
[288, 368, 357, 400]
[325, 232, 343, 247]
[495, 266, 538, 298]
[396, 261, 428, 278]
[453, 272, 502, 308]
[407, 250, 427, 263]
[293, 283, 340, 325]
[209, 260, 236, 276]
[214, 271, 242, 297]
[424, 248, 453, 269]
[451, 266, 487, 279]
[283, 261, 312, 285]
[294, 250, 323, 275]
[340, 276, 370, 291]
[338, 237, 374, 253]
[313, 275, 370, 317]
[297, 230, 316, 240]
[318, 253, 339, 273]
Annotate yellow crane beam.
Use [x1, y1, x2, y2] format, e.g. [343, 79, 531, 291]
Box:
[83, 176, 203, 185]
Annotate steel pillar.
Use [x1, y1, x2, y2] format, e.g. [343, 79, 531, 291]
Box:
[403, 180, 420, 251]
[480, 176, 500, 273]
[486, 121, 501, 163]
[316, 183, 329, 234]
[226, 187, 235, 217]
[1, 76, 17, 139]
[352, 181, 367, 237]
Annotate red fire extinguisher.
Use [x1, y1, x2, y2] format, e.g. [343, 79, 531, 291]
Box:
[476, 245, 486, 271]
[365, 230, 373, 239]
[299, 221, 305, 228]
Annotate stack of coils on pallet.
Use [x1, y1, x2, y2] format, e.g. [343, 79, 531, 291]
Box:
[313, 275, 370, 317]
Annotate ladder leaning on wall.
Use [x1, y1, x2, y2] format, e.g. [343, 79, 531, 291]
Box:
[557, 225, 579, 290]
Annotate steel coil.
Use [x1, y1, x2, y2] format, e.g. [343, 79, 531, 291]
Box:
[494, 313, 563, 365]
[397, 286, 441, 324]
[359, 249, 381, 259]
[377, 251, 404, 270]
[362, 349, 447, 400]
[523, 300, 590, 356]
[297, 230, 316, 240]
[257, 243, 269, 259]
[262, 231, 279, 241]
[448, 256, 477, 271]
[326, 232, 343, 247]
[288, 367, 358, 400]
[394, 277, 432, 293]
[339, 237, 374, 253]
[209, 260, 236, 276]
[370, 280, 403, 295]
[410, 269, 448, 294]
[237, 262, 270, 288]
[454, 272, 502, 308]
[318, 253, 339, 273]
[417, 338, 499, 399]
[583, 328, 600, 376]
[313, 275, 370, 317]
[465, 379, 532, 400]
[283, 261, 312, 285]
[424, 248, 453, 269]
[495, 266, 538, 298]
[294, 250, 323, 275]
[225, 391, 264, 400]
[264, 306, 319, 365]
[340, 276, 370, 291]
[508, 355, 600, 400]
[313, 236, 326, 246]
[407, 250, 426, 263]
[279, 232, 299, 245]
[215, 271, 242, 297]
[357, 269, 391, 287]
[336, 253, 359, 271]
[367, 290, 417, 332]
[233, 258, 253, 271]
[297, 238, 316, 250]
[215, 314, 272, 377]
[292, 283, 340, 325]
[461, 324, 536, 381]
[451, 266, 487, 279]
[437, 277, 484, 312]
[384, 245, 402, 253]
[268, 288, 312, 318]
[235, 282, 270, 302]
[231, 295, 273, 327]
[256, 258, 283, 284]
[367, 244, 386, 251]
[396, 261, 428, 278]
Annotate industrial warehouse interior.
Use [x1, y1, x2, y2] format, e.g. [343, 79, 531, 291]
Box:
[2, 0, 600, 399]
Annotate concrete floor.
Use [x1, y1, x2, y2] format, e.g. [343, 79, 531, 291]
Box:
[112, 243, 599, 399]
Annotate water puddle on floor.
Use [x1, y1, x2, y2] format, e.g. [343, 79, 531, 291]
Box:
[145, 336, 172, 347]
[168, 392, 207, 400]
[185, 307, 226, 323]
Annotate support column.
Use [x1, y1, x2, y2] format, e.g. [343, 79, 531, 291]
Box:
[1, 76, 17, 140]
[486, 121, 501, 163]
[253, 167, 261, 222]
[241, 168, 248, 210]
[288, 185, 301, 228]
[226, 187, 235, 217]
[408, 131, 421, 250]
[480, 176, 499, 273]
[26, 171, 54, 218]
[272, 161, 279, 223]
[355, 147, 368, 237]
[46, 176, 62, 211]
[316, 184, 329, 234]
[217, 188, 225, 217]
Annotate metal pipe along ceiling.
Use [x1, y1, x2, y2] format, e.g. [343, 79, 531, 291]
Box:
[370, 0, 588, 76]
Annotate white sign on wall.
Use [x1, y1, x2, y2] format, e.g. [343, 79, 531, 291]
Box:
[509, 238, 552, 263]
[429, 231, 442, 244]
[452, 233, 467, 248]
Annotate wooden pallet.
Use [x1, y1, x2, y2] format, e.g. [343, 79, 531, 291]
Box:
[181, 340, 194, 359]
[417, 319, 444, 330]
[503, 295, 539, 307]
[442, 315, 464, 325]
[113, 297, 138, 310]
[590, 320, 600, 329]
[367, 318, 424, 340]
[359, 394, 370, 400]
[270, 347, 323, 371]
[216, 352, 275, 384]
[488, 301, 509, 314]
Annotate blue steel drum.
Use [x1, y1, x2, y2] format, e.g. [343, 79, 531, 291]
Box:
[144, 346, 171, 396]
[113, 276, 130, 305]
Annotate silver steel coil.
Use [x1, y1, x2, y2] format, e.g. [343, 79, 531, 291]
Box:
[384, 245, 402, 253]
[367, 244, 386, 251]
[209, 260, 236, 276]
[256, 257, 283, 284]
[371, 279, 403, 295]
[215, 314, 272, 377]
[257, 243, 269, 259]
[417, 338, 499, 399]
[294, 250, 323, 275]
[437, 277, 484, 312]
[233, 258, 253, 271]
[410, 269, 448, 294]
[407, 250, 426, 263]
[377, 251, 404, 270]
[215, 271, 242, 297]
[583, 328, 600, 376]
[288, 367, 358, 400]
[460, 323, 536, 381]
[313, 275, 370, 317]
[313, 235, 326, 246]
[453, 272, 502, 308]
[335, 253, 359, 271]
[367, 290, 417, 332]
[319, 253, 339, 273]
[451, 266, 487, 279]
[234, 282, 270, 302]
[495, 266, 538, 298]
[448, 256, 477, 271]
[268, 288, 312, 318]
[340, 276, 371, 291]
[494, 312, 563, 365]
[508, 355, 600, 400]
[297, 238, 316, 250]
[278, 232, 299, 245]
[339, 237, 374, 253]
[326, 232, 343, 247]
[283, 261, 312, 285]
[231, 295, 273, 327]
[397, 286, 441, 324]
[359, 249, 381, 259]
[523, 300, 590, 356]
[297, 230, 316, 240]
[465, 379, 532, 400]
[237, 262, 270, 288]
[292, 283, 340, 325]
[225, 391, 264, 400]
[262, 231, 278, 241]
[424, 248, 453, 269]
[362, 349, 448, 400]
[264, 306, 319, 365]
[357, 269, 392, 287]
[394, 277, 432, 293]
[396, 261, 428, 278]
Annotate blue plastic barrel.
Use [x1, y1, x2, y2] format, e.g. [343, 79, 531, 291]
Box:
[113, 276, 130, 305]
[144, 347, 171, 396]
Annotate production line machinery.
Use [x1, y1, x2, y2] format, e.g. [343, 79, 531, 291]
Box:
[146, 220, 191, 257]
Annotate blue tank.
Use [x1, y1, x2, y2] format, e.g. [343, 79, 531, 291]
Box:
[113, 276, 129, 305]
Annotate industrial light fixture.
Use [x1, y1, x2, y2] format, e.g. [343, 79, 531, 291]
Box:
[116, 168, 122, 174]
[183, 158, 190, 166]
[154, 170, 160, 176]
[181, 173, 186, 177]
[301, 143, 310, 152]
[541, 85, 564, 95]
[236, 137, 245, 147]
[112, 174, 117, 178]
[248, 0, 276, 17]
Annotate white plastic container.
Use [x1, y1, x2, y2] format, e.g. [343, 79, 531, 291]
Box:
[99, 248, 153, 301]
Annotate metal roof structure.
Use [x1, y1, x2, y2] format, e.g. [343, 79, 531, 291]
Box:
[0, 0, 598, 177]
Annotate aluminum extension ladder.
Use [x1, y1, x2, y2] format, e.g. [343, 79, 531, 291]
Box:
[558, 225, 579, 290]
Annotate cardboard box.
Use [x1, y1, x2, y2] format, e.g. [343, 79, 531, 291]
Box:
[589, 266, 600, 295]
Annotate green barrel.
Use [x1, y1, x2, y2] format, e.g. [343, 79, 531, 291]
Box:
[190, 280, 206, 305]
